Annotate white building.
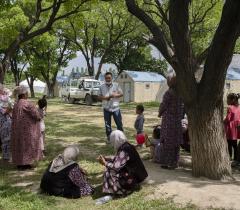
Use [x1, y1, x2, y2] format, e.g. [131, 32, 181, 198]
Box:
[116, 71, 167, 103]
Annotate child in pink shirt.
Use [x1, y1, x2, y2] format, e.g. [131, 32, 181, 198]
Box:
[224, 93, 240, 161]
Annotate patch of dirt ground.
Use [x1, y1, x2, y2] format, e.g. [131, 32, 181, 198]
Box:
[144, 159, 240, 210]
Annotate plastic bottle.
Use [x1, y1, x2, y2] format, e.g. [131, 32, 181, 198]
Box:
[95, 195, 113, 205]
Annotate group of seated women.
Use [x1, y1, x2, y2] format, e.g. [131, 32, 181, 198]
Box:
[40, 130, 148, 200]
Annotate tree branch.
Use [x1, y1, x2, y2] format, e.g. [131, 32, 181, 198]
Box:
[169, 0, 197, 104]
[199, 0, 240, 104]
[125, 0, 174, 65]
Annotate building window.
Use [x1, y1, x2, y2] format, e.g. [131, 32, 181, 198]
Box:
[121, 74, 123, 79]
[226, 82, 231, 89]
[125, 74, 127, 79]
[145, 83, 150, 89]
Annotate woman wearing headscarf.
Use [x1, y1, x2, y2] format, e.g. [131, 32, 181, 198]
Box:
[11, 86, 43, 169]
[98, 130, 148, 196]
[0, 84, 13, 160]
[158, 73, 184, 169]
[40, 146, 94, 198]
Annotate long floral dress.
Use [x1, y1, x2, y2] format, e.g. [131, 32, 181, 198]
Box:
[11, 99, 43, 166]
[103, 150, 130, 195]
[68, 165, 94, 196]
[159, 88, 184, 167]
[0, 110, 12, 160]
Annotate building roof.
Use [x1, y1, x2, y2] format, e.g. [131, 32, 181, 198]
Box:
[226, 54, 240, 80]
[226, 67, 240, 80]
[124, 70, 166, 82]
[230, 54, 240, 68]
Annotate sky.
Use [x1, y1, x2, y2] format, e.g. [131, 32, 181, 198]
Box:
[63, 45, 163, 75]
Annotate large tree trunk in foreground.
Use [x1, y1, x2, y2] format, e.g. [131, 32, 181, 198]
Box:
[188, 103, 231, 180]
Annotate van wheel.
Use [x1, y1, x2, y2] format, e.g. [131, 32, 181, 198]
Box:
[68, 95, 75, 104]
[85, 94, 93, 106]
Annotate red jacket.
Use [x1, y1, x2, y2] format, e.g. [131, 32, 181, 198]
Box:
[224, 105, 240, 140]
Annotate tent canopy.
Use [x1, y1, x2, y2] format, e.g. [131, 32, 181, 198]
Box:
[20, 79, 46, 94]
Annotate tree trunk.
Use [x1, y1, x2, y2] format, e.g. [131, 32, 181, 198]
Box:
[25, 74, 35, 98]
[29, 80, 35, 98]
[14, 75, 20, 86]
[88, 66, 94, 76]
[188, 103, 232, 180]
[46, 82, 55, 98]
[95, 61, 104, 80]
[0, 64, 5, 84]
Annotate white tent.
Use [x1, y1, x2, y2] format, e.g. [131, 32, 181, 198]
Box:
[20, 79, 46, 94]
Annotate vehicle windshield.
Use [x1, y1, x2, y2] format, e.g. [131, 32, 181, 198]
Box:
[71, 80, 78, 87]
[84, 81, 92, 88]
[84, 81, 101, 88]
[93, 81, 101, 88]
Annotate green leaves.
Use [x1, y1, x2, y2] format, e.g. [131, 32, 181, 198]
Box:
[189, 0, 224, 56]
[0, 4, 28, 50]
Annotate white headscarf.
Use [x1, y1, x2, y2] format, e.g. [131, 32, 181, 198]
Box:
[0, 84, 13, 109]
[110, 130, 127, 151]
[49, 146, 80, 173]
[13, 86, 28, 99]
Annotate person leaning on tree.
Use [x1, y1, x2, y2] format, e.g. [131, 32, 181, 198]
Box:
[98, 72, 124, 143]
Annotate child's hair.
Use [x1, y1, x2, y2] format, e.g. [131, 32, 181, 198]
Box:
[38, 95, 47, 109]
[136, 104, 144, 113]
[153, 126, 161, 139]
[227, 93, 240, 105]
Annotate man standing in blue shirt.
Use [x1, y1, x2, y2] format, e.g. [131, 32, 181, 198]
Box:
[98, 72, 124, 142]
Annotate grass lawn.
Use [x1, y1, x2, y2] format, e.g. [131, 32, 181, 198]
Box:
[0, 99, 196, 210]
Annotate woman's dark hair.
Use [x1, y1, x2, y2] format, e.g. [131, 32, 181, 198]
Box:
[105, 72, 113, 77]
[136, 104, 144, 113]
[153, 126, 161, 139]
[227, 93, 239, 105]
[38, 95, 47, 109]
[18, 94, 25, 100]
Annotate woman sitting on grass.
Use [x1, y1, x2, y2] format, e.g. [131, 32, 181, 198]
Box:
[40, 146, 94, 198]
[98, 130, 148, 198]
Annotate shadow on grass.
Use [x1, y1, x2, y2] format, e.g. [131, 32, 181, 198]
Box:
[0, 184, 57, 210]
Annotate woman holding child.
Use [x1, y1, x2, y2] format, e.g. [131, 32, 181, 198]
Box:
[158, 74, 184, 169]
[11, 86, 43, 169]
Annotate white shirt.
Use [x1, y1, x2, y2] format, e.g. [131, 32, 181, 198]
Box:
[98, 82, 123, 112]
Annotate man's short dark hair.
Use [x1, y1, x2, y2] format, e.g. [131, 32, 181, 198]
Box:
[105, 72, 113, 77]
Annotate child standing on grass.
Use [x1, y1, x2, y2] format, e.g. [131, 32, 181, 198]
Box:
[134, 104, 145, 146]
[224, 93, 240, 162]
[38, 95, 47, 156]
